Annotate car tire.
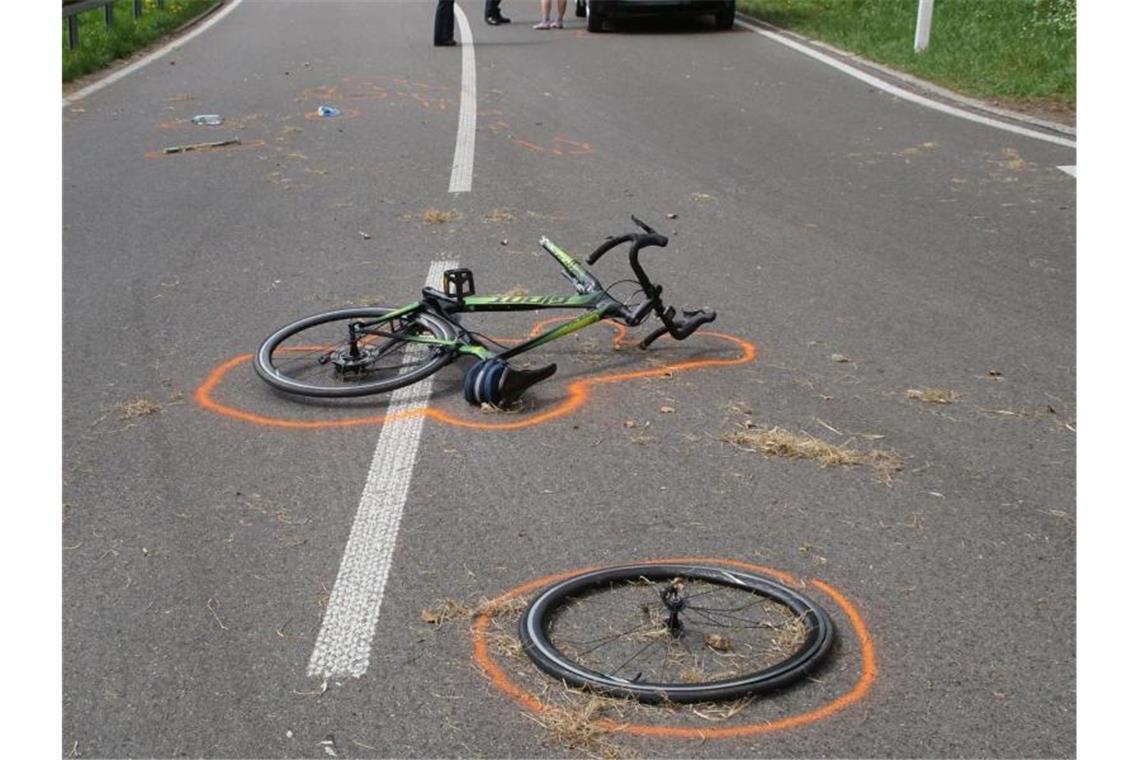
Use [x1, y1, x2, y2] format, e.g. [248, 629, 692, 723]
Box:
[586, 0, 604, 32]
[576, 0, 586, 18]
[715, 1, 736, 29]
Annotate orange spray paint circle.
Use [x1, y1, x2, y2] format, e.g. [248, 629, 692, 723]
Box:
[195, 327, 756, 432]
[471, 557, 877, 740]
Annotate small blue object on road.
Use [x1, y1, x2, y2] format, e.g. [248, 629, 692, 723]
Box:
[317, 105, 342, 118]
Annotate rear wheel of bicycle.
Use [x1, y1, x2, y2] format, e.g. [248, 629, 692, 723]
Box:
[254, 307, 458, 397]
[519, 563, 834, 703]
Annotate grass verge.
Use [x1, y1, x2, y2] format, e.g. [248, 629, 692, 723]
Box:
[63, 0, 222, 82]
[736, 0, 1075, 110]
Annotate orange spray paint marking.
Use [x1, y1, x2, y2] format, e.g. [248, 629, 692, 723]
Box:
[471, 558, 877, 740]
[194, 324, 754, 432]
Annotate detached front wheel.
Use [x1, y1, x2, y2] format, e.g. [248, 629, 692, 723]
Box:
[519, 562, 834, 703]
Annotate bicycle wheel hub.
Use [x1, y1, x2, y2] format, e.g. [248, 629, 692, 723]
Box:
[329, 345, 379, 374]
[661, 580, 686, 636]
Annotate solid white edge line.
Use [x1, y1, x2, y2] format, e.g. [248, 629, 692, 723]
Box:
[735, 18, 1077, 150]
[307, 260, 457, 680]
[63, 0, 246, 107]
[1058, 165, 1077, 178]
[449, 7, 476, 193]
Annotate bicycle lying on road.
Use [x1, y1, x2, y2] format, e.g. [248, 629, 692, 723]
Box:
[254, 216, 717, 408]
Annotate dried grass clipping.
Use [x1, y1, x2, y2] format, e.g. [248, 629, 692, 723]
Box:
[526, 695, 634, 759]
[905, 388, 960, 404]
[115, 399, 161, 419]
[421, 208, 460, 224]
[724, 426, 903, 482]
[483, 208, 513, 223]
[420, 595, 528, 627]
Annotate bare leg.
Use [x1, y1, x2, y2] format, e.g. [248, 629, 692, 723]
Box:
[553, 0, 567, 26]
[535, 0, 552, 27]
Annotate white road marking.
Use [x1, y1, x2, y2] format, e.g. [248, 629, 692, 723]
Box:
[1058, 165, 1077, 178]
[307, 260, 456, 680]
[736, 17, 1076, 150]
[63, 0, 247, 106]
[449, 6, 477, 193]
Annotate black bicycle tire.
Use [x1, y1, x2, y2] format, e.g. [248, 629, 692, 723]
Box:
[254, 307, 458, 398]
[519, 563, 834, 703]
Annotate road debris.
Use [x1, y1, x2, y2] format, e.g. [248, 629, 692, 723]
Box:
[206, 598, 229, 630]
[906, 388, 960, 404]
[114, 398, 161, 420]
[163, 138, 241, 154]
[191, 114, 223, 126]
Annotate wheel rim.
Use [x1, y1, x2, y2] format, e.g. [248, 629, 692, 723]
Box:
[258, 309, 454, 397]
[521, 564, 833, 702]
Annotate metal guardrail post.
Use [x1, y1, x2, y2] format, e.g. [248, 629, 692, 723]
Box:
[134, 0, 142, 18]
[105, 2, 114, 26]
[68, 15, 80, 49]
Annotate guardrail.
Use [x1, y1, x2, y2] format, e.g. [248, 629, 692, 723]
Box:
[63, 0, 166, 50]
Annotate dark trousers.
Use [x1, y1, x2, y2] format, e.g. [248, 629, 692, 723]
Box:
[434, 0, 455, 44]
[485, 0, 503, 19]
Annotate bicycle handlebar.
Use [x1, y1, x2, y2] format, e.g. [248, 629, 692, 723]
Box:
[586, 215, 717, 348]
[586, 215, 665, 266]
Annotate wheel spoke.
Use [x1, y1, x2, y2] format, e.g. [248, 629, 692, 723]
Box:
[610, 637, 665, 677]
[558, 618, 659, 657]
[686, 604, 786, 629]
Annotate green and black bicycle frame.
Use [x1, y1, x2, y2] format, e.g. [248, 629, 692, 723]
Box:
[340, 216, 716, 406]
[416, 215, 716, 363]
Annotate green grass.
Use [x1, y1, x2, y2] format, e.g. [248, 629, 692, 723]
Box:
[736, 0, 1075, 108]
[63, 0, 221, 82]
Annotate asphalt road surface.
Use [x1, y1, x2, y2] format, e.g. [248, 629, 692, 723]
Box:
[62, 1, 1076, 757]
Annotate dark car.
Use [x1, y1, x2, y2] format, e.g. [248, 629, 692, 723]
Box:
[576, 0, 736, 32]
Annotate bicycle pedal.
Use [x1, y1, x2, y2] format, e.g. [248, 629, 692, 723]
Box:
[443, 268, 476, 299]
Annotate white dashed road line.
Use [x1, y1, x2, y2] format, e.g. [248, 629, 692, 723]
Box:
[449, 6, 477, 193]
[309, 5, 477, 678]
[307, 260, 457, 680]
[1058, 165, 1076, 178]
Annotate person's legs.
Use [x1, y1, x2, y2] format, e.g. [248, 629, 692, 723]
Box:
[434, 0, 456, 44]
[534, 0, 552, 28]
[551, 0, 567, 26]
[485, 0, 511, 23]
